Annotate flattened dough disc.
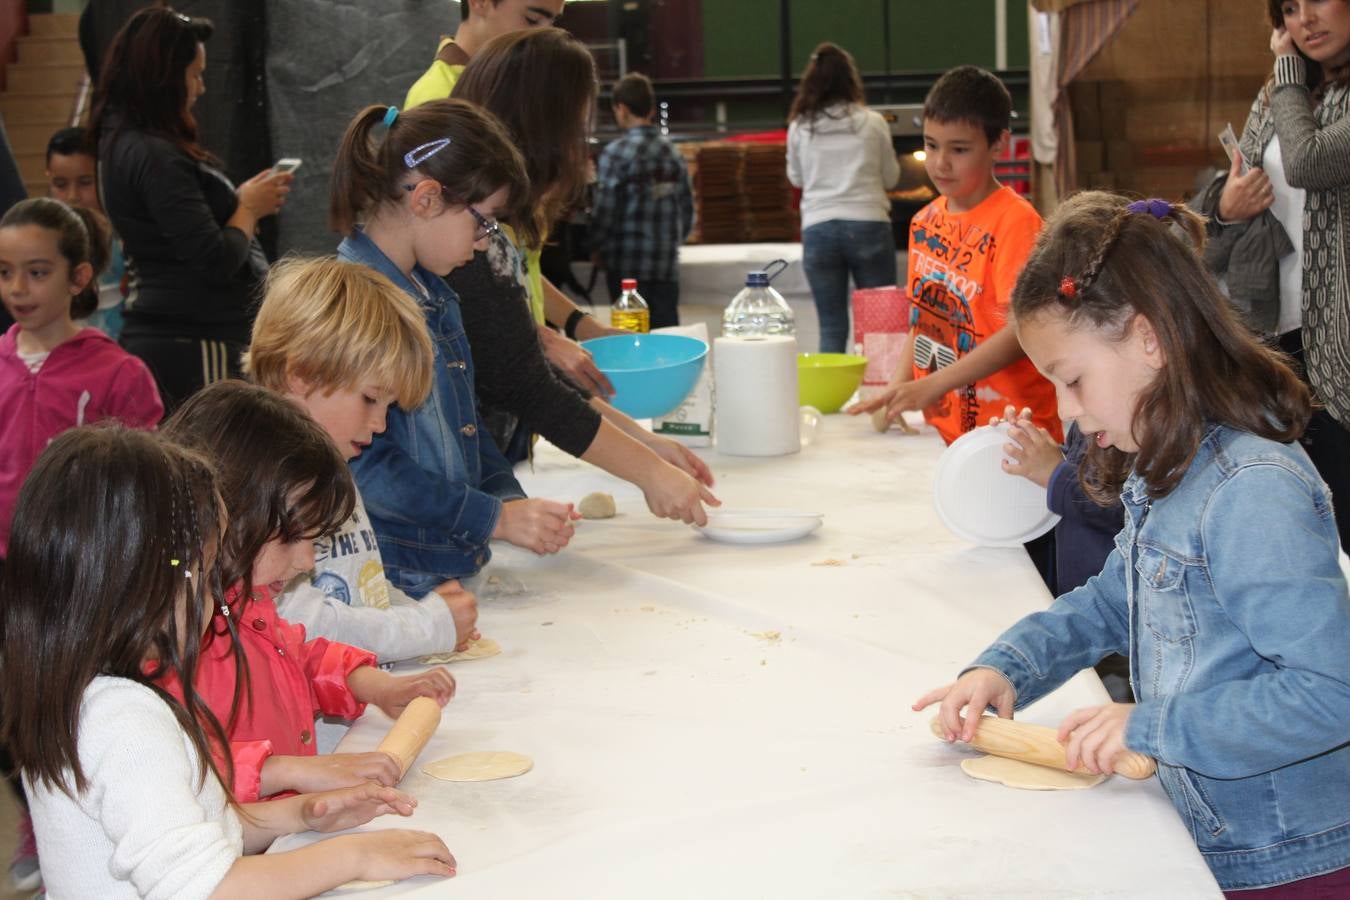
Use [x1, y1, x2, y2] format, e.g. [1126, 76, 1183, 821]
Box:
[961, 755, 1106, 790]
[422, 751, 533, 782]
[419, 636, 502, 665]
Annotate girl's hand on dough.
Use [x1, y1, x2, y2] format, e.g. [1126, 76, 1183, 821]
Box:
[1058, 703, 1135, 775]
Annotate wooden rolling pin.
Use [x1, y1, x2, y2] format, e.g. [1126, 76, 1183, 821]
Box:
[930, 715, 1157, 780]
[376, 697, 442, 780]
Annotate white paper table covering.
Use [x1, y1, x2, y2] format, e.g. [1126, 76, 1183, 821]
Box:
[271, 413, 1221, 899]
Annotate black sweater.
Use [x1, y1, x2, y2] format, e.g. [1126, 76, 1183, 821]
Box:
[98, 118, 267, 343]
[447, 247, 602, 459]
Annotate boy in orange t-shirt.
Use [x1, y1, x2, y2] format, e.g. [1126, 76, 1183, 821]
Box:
[851, 66, 1060, 445]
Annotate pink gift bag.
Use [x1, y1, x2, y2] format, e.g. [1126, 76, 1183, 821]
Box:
[851, 286, 910, 394]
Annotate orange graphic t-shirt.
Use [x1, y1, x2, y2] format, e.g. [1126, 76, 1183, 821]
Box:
[907, 185, 1061, 445]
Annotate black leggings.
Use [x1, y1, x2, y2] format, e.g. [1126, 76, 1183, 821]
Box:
[1280, 329, 1350, 551]
[120, 334, 245, 417]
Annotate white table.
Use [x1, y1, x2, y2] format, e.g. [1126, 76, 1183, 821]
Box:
[275, 414, 1221, 898]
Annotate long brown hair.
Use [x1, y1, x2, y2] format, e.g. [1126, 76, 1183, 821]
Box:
[1, 198, 111, 320]
[160, 380, 356, 593]
[0, 427, 232, 797]
[329, 99, 529, 239]
[1011, 191, 1311, 504]
[788, 42, 865, 128]
[89, 6, 215, 163]
[451, 27, 597, 247]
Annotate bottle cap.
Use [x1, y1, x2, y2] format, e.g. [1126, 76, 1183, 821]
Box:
[745, 271, 770, 287]
[621, 278, 638, 291]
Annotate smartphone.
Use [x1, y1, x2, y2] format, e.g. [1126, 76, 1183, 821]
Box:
[271, 157, 303, 176]
[1218, 124, 1249, 175]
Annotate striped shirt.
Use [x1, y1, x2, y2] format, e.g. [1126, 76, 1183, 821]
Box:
[590, 125, 694, 282]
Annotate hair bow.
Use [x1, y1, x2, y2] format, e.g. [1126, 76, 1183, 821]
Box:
[1126, 198, 1171, 219]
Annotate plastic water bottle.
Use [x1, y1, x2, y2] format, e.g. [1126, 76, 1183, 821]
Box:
[611, 278, 650, 333]
[722, 259, 795, 337]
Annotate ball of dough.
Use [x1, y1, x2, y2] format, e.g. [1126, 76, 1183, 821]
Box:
[871, 407, 891, 433]
[578, 491, 617, 519]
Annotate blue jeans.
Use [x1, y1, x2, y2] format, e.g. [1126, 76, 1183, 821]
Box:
[801, 219, 897, 354]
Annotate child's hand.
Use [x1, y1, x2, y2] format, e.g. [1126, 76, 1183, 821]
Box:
[642, 462, 721, 526]
[341, 829, 456, 882]
[1057, 703, 1136, 775]
[494, 498, 579, 555]
[987, 404, 1032, 427]
[280, 751, 403, 793]
[432, 580, 479, 651]
[301, 782, 417, 833]
[1002, 419, 1063, 489]
[912, 668, 1016, 743]
[371, 668, 456, 719]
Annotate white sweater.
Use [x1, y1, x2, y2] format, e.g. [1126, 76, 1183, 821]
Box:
[787, 103, 901, 230]
[27, 677, 242, 899]
[277, 489, 458, 663]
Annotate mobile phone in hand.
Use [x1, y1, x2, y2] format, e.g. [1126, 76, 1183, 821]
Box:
[271, 158, 302, 176]
[1218, 125, 1249, 175]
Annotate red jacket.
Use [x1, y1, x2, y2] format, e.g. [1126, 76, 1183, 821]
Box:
[161, 587, 377, 801]
[0, 325, 162, 554]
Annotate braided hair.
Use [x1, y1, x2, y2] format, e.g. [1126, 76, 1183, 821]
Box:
[1012, 191, 1310, 504]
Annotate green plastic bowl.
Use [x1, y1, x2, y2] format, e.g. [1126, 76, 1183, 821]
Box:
[797, 353, 867, 413]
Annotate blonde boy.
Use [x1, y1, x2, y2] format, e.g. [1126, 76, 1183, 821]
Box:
[246, 256, 478, 660]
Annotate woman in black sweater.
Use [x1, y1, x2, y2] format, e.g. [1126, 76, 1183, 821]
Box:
[91, 6, 290, 412]
[448, 29, 717, 526]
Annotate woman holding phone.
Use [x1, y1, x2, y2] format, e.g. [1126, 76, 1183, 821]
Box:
[92, 6, 292, 412]
[1192, 0, 1350, 549]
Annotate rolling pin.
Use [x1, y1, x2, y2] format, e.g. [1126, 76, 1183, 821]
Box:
[376, 697, 442, 780]
[930, 715, 1157, 780]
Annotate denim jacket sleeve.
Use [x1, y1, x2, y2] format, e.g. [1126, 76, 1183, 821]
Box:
[968, 549, 1132, 710]
[477, 420, 526, 501]
[352, 424, 503, 552]
[1126, 463, 1350, 777]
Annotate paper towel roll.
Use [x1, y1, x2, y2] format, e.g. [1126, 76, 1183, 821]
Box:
[714, 335, 800, 456]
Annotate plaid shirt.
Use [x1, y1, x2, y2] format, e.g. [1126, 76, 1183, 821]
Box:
[590, 125, 694, 282]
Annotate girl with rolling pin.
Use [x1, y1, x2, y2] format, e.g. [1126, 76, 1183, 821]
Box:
[158, 382, 457, 803]
[0, 427, 454, 897]
[915, 193, 1350, 897]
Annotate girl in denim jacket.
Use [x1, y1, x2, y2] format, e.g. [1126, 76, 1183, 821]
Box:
[329, 100, 579, 594]
[916, 191, 1350, 896]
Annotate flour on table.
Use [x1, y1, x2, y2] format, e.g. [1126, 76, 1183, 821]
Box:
[418, 636, 501, 665]
[421, 751, 534, 782]
[960, 755, 1106, 790]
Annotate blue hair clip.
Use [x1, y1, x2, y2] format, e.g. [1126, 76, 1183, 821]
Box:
[1126, 198, 1171, 220]
[403, 138, 452, 169]
[382, 106, 399, 128]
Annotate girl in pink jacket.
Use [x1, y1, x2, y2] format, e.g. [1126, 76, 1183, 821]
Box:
[0, 198, 162, 554]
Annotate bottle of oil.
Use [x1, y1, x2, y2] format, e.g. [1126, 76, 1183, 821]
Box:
[611, 278, 650, 333]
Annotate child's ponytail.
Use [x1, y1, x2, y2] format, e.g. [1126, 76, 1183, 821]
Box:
[68, 205, 111, 320]
[329, 105, 391, 236]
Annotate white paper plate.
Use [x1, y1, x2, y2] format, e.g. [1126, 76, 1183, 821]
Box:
[932, 424, 1060, 547]
[696, 508, 823, 544]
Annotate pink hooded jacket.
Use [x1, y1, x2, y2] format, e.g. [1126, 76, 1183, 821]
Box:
[0, 325, 163, 554]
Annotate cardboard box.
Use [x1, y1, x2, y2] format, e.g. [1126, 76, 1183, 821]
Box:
[1105, 140, 1133, 173]
[1099, 81, 1128, 140]
[1076, 140, 1104, 174]
[1069, 81, 1102, 140]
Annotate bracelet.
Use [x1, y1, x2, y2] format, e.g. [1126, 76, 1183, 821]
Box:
[564, 309, 590, 340]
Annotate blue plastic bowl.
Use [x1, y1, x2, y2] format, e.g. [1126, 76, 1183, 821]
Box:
[581, 333, 708, 419]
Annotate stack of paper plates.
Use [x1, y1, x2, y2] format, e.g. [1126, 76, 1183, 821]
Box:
[932, 424, 1060, 547]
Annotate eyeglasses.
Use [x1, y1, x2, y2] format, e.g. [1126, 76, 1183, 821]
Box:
[467, 205, 500, 242]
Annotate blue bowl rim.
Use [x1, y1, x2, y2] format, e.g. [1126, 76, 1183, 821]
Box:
[579, 333, 709, 374]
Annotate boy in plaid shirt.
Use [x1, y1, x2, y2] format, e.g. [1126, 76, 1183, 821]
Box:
[590, 72, 694, 328]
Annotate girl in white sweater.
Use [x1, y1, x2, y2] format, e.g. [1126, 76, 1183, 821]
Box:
[787, 42, 901, 354]
[0, 426, 456, 899]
